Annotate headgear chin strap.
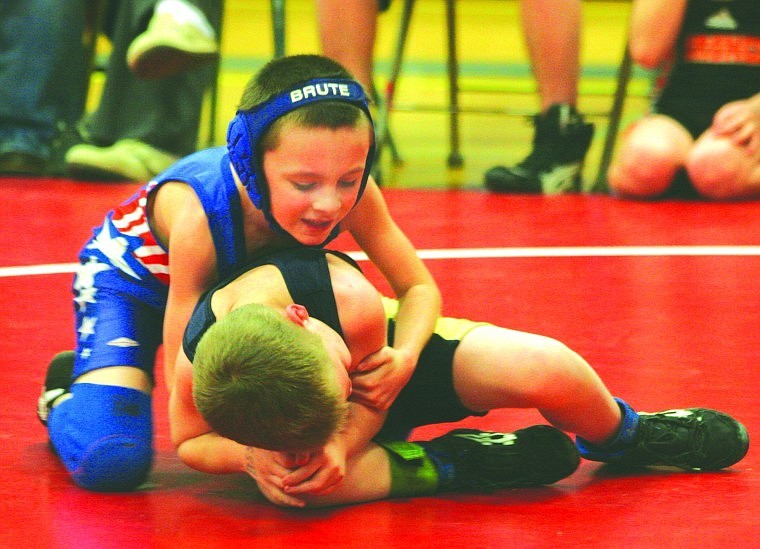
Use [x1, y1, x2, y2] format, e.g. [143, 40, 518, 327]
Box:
[226, 77, 375, 244]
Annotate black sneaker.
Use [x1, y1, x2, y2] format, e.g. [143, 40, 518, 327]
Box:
[484, 104, 594, 194]
[580, 408, 750, 471]
[421, 425, 580, 492]
[37, 351, 75, 426]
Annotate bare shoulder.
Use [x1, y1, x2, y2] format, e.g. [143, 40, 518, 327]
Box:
[149, 181, 205, 248]
[218, 264, 290, 313]
[327, 255, 387, 364]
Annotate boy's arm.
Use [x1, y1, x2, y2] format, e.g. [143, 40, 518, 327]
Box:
[337, 400, 387, 457]
[276, 398, 386, 497]
[159, 188, 219, 389]
[170, 351, 248, 473]
[342, 180, 441, 409]
[178, 432, 249, 474]
[171, 347, 384, 502]
[629, 0, 687, 69]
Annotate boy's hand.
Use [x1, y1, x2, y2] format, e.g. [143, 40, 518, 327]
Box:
[712, 99, 760, 156]
[281, 439, 348, 497]
[351, 346, 415, 410]
[244, 447, 307, 508]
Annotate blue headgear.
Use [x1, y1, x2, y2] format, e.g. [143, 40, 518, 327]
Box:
[226, 77, 375, 244]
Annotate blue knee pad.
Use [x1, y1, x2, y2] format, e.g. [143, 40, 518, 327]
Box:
[47, 383, 153, 491]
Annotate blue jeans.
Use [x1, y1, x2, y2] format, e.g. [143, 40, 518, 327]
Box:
[0, 0, 88, 158]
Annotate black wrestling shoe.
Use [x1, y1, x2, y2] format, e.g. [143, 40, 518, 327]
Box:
[37, 351, 75, 426]
[484, 104, 594, 194]
[422, 426, 580, 492]
[579, 408, 750, 471]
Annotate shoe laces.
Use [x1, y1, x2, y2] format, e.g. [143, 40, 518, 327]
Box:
[514, 116, 553, 171]
[637, 411, 708, 465]
[516, 109, 587, 171]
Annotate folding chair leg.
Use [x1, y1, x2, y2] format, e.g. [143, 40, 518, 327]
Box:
[377, 0, 415, 167]
[82, 0, 108, 116]
[378, 0, 463, 169]
[594, 43, 632, 190]
[271, 0, 286, 58]
[445, 0, 463, 167]
[203, 2, 226, 147]
[371, 82, 402, 166]
[205, 61, 221, 147]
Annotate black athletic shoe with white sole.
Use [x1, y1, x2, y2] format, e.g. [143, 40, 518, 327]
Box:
[37, 351, 75, 426]
[578, 408, 750, 471]
[485, 104, 594, 194]
[421, 425, 580, 492]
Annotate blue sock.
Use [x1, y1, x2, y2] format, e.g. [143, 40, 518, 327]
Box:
[415, 443, 456, 490]
[576, 398, 640, 460]
[47, 383, 153, 491]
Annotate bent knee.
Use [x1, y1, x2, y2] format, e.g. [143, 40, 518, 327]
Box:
[687, 140, 751, 199]
[524, 337, 596, 397]
[608, 146, 681, 197]
[517, 337, 584, 391]
[609, 118, 690, 197]
[72, 434, 153, 491]
[47, 383, 153, 491]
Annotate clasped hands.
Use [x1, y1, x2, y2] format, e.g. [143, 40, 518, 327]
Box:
[244, 346, 415, 507]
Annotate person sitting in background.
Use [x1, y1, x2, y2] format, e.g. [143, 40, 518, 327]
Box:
[64, 0, 220, 181]
[315, 0, 594, 194]
[483, 0, 594, 194]
[0, 0, 219, 180]
[606, 0, 759, 199]
[0, 1, 89, 176]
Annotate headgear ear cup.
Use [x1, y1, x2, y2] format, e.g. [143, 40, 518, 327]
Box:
[226, 114, 263, 208]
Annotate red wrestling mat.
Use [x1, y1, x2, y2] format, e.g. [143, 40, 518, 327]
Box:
[1, 176, 758, 548]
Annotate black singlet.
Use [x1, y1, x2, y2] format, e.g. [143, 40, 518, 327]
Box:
[182, 247, 360, 362]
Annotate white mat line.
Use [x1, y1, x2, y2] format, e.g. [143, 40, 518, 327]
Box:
[347, 245, 760, 262]
[0, 263, 80, 277]
[3, 245, 757, 278]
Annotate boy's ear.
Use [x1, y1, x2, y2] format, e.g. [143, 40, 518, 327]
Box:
[285, 304, 310, 326]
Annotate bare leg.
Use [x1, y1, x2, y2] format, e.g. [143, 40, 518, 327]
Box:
[520, 0, 581, 111]
[687, 130, 760, 199]
[607, 114, 693, 197]
[484, 0, 590, 194]
[286, 443, 393, 508]
[316, 0, 378, 91]
[452, 325, 621, 445]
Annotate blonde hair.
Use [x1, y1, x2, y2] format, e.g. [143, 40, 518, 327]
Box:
[193, 303, 348, 451]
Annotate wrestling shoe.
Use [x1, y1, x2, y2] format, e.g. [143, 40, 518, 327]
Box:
[422, 425, 580, 492]
[484, 104, 594, 194]
[578, 408, 750, 471]
[37, 351, 75, 426]
[65, 139, 178, 181]
[127, 7, 218, 79]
